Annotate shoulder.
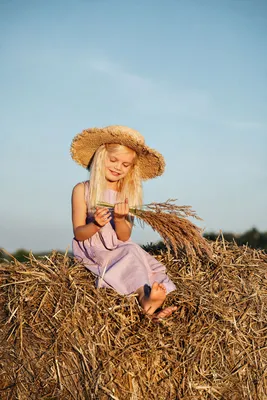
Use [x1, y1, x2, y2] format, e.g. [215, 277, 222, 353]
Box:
[72, 182, 84, 197]
[72, 182, 88, 211]
[72, 181, 89, 200]
[72, 181, 89, 195]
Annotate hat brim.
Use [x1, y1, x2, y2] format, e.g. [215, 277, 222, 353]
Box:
[70, 126, 165, 180]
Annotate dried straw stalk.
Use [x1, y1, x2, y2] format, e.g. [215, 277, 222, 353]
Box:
[98, 199, 211, 258]
[1, 241, 267, 399]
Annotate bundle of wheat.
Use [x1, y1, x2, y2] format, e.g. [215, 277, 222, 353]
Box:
[98, 199, 211, 258]
[1, 240, 267, 400]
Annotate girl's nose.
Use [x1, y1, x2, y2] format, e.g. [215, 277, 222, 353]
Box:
[114, 163, 121, 171]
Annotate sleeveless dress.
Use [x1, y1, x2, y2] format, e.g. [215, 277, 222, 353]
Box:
[72, 181, 176, 295]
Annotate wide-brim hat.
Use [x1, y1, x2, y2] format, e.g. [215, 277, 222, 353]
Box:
[70, 125, 165, 180]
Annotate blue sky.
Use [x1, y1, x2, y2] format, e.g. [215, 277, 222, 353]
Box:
[0, 0, 266, 253]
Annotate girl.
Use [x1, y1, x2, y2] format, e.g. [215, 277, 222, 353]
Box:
[71, 125, 177, 319]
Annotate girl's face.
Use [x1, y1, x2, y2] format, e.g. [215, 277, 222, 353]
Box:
[105, 148, 136, 184]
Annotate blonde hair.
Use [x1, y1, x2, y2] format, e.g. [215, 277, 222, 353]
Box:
[87, 144, 143, 211]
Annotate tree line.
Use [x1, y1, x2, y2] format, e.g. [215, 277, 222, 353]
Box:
[142, 227, 267, 254]
[1, 228, 266, 263]
[204, 227, 267, 251]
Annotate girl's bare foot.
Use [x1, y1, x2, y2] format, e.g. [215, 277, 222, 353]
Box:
[152, 306, 177, 321]
[140, 282, 167, 315]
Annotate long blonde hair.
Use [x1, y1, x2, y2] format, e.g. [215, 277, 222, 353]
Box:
[87, 144, 143, 211]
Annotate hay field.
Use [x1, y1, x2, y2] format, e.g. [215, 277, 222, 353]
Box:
[1, 240, 267, 399]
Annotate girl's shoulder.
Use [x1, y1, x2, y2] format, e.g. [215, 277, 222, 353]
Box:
[72, 181, 90, 212]
[73, 180, 89, 190]
[72, 181, 90, 197]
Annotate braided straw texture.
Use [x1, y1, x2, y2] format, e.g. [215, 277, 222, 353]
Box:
[70, 125, 165, 180]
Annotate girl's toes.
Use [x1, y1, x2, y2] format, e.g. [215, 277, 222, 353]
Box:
[152, 306, 177, 321]
[158, 283, 166, 292]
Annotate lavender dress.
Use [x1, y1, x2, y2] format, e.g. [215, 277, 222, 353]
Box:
[72, 181, 176, 295]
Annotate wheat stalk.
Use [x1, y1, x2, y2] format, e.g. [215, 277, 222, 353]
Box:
[97, 200, 212, 258]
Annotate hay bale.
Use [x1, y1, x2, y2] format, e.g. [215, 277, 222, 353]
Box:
[1, 241, 267, 399]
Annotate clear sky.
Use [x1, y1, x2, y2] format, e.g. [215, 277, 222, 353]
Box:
[0, 0, 266, 253]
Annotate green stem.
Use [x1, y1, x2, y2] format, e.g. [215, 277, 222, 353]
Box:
[97, 201, 138, 214]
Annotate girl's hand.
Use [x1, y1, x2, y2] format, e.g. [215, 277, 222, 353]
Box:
[93, 207, 112, 227]
[114, 198, 129, 221]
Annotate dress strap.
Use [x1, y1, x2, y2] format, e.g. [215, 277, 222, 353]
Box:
[83, 180, 90, 212]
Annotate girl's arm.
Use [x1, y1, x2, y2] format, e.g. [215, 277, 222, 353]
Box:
[72, 183, 111, 241]
[113, 199, 133, 242]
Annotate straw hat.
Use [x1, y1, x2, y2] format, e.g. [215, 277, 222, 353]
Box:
[70, 125, 165, 180]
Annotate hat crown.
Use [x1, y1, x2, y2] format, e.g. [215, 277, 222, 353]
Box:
[107, 125, 145, 145]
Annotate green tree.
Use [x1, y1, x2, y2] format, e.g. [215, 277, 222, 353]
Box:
[12, 248, 29, 263]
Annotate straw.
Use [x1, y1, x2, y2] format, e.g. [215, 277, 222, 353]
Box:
[1, 240, 267, 399]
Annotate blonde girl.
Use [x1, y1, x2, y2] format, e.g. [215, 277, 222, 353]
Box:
[71, 125, 177, 319]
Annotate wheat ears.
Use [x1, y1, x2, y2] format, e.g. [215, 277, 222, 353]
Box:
[98, 200, 212, 258]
